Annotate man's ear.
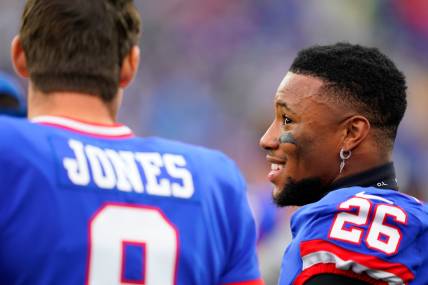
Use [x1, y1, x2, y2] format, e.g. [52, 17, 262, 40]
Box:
[11, 36, 29, 78]
[341, 115, 370, 151]
[119, 45, 140, 88]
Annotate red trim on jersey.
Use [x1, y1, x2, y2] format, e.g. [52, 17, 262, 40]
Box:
[120, 241, 146, 285]
[328, 197, 373, 245]
[38, 122, 135, 139]
[51, 115, 125, 127]
[223, 279, 264, 285]
[293, 263, 388, 285]
[31, 115, 135, 139]
[85, 203, 180, 285]
[299, 239, 414, 283]
[366, 204, 407, 255]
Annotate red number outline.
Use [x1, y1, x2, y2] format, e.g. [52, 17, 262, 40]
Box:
[85, 202, 180, 285]
[366, 204, 408, 255]
[328, 197, 372, 245]
[120, 241, 146, 285]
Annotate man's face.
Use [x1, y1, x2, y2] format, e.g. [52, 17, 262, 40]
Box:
[260, 72, 348, 206]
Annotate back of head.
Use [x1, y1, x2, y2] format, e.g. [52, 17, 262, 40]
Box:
[20, 0, 141, 102]
[290, 43, 407, 148]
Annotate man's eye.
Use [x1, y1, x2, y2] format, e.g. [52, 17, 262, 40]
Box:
[282, 115, 293, 125]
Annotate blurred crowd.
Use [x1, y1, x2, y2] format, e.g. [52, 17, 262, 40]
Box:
[1, 0, 427, 283]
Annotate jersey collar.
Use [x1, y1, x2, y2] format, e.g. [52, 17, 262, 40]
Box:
[31, 115, 134, 139]
[328, 162, 399, 192]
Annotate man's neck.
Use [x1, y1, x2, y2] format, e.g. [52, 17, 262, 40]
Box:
[27, 89, 120, 125]
[332, 148, 392, 184]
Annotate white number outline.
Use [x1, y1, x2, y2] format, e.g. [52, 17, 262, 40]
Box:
[85, 203, 179, 285]
[366, 204, 407, 255]
[328, 196, 408, 255]
[328, 197, 372, 245]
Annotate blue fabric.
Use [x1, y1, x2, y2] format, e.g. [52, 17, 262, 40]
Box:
[0, 116, 261, 285]
[279, 186, 428, 285]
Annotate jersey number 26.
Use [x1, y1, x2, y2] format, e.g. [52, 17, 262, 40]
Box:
[328, 196, 407, 255]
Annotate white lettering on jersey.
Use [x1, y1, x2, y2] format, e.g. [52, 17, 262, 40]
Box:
[63, 140, 90, 186]
[105, 150, 143, 193]
[86, 145, 116, 189]
[164, 154, 194, 199]
[62, 139, 195, 199]
[135, 153, 171, 197]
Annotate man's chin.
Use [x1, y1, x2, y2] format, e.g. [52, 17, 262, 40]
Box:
[272, 185, 283, 199]
[272, 176, 328, 207]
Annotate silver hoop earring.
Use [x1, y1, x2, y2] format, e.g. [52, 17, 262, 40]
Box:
[339, 148, 352, 174]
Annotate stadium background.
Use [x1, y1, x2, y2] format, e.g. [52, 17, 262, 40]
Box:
[0, 0, 427, 283]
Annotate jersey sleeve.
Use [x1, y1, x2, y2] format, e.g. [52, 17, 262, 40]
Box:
[290, 190, 424, 285]
[0, 124, 23, 236]
[216, 157, 264, 285]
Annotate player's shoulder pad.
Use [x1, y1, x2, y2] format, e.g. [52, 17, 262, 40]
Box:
[292, 187, 365, 225]
[292, 186, 427, 238]
[0, 116, 29, 145]
[0, 115, 24, 129]
[0, 116, 34, 166]
[310, 186, 423, 210]
[291, 186, 422, 284]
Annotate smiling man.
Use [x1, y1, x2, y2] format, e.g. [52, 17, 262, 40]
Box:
[260, 43, 428, 284]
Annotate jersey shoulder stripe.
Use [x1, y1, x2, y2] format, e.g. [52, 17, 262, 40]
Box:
[295, 239, 414, 285]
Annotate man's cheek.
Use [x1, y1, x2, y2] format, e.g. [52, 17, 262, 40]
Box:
[279, 133, 299, 157]
[279, 133, 297, 145]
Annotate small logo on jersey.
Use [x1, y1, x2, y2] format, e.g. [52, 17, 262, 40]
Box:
[355, 191, 393, 204]
[57, 139, 195, 199]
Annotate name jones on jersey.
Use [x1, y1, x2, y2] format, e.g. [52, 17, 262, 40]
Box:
[63, 139, 195, 199]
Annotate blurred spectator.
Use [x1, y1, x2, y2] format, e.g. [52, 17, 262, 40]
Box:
[0, 71, 26, 117]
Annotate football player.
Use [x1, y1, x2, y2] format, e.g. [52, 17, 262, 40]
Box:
[260, 43, 428, 284]
[0, 1, 263, 284]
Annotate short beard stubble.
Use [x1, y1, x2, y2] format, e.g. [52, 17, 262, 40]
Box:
[274, 132, 331, 207]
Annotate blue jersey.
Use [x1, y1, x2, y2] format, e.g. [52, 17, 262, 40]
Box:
[0, 116, 263, 285]
[279, 186, 428, 285]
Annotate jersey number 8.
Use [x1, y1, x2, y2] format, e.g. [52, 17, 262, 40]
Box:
[328, 196, 407, 255]
[86, 204, 178, 285]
